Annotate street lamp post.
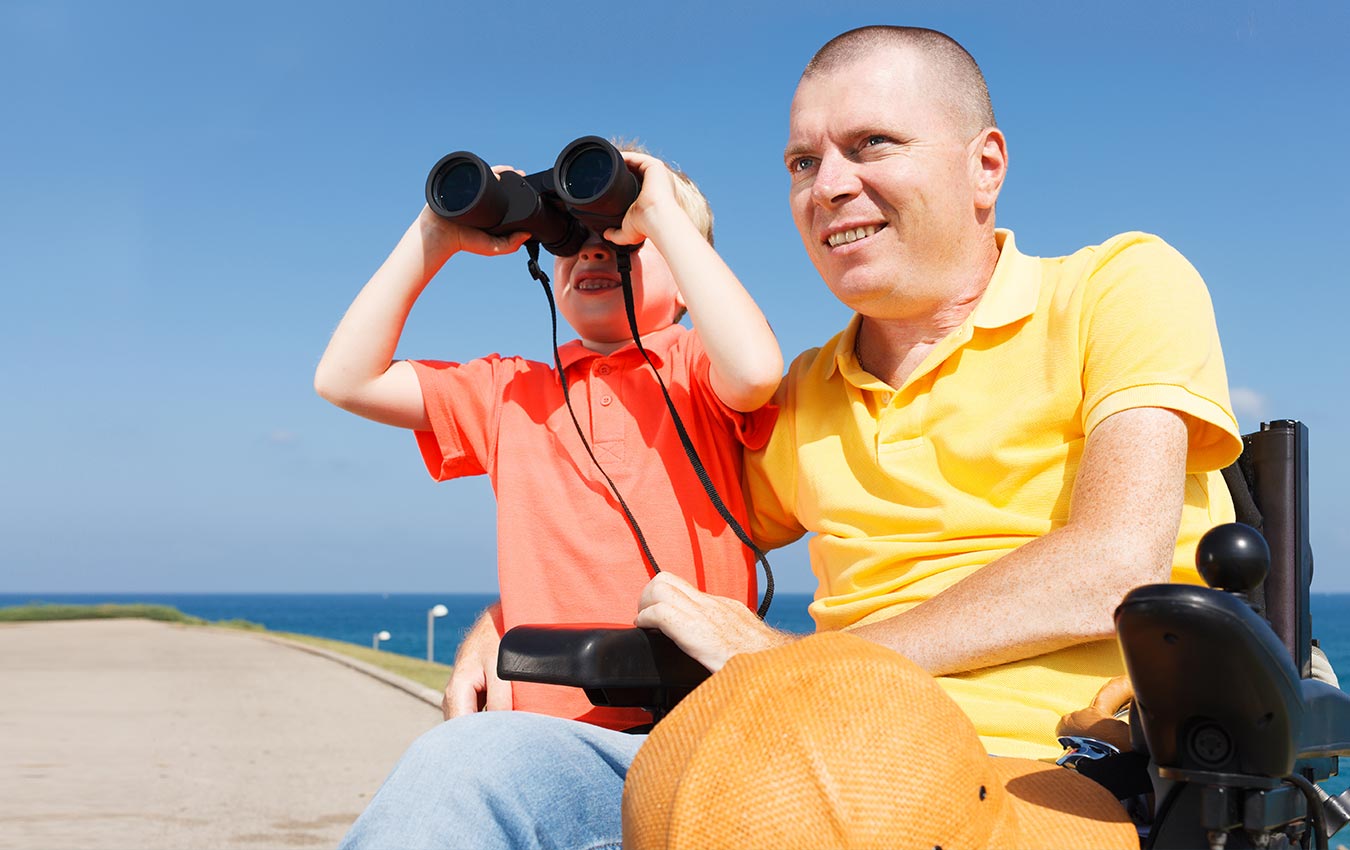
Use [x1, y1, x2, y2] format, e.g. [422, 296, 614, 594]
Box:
[427, 604, 449, 662]
[372, 630, 391, 650]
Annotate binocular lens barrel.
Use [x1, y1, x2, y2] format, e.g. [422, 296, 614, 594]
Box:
[553, 137, 640, 231]
[426, 152, 509, 230]
[559, 147, 615, 202]
[433, 160, 484, 215]
[424, 136, 637, 256]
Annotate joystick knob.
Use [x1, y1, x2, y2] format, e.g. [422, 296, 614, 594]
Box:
[1196, 522, 1269, 594]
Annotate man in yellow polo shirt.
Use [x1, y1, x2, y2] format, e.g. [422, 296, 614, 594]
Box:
[633, 25, 1243, 762]
[737, 229, 1239, 760]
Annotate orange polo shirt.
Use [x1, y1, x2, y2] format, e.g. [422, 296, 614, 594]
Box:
[411, 324, 775, 730]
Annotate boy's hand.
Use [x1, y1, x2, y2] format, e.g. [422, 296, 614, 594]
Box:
[442, 603, 511, 719]
[418, 165, 531, 261]
[603, 152, 688, 248]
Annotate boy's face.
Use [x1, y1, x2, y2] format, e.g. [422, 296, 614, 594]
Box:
[553, 233, 685, 351]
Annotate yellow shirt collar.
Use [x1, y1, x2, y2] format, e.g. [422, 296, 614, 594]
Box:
[827, 229, 1039, 381]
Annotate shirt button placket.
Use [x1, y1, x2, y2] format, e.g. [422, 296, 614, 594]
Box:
[591, 359, 624, 462]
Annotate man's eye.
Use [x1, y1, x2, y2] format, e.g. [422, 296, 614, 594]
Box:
[864, 135, 890, 147]
[789, 157, 816, 173]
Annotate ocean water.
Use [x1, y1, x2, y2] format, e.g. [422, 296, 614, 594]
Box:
[0, 592, 820, 664]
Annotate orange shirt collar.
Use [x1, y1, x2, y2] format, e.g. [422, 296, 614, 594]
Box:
[557, 323, 684, 372]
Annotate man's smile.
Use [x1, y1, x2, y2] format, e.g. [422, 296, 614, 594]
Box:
[824, 223, 886, 249]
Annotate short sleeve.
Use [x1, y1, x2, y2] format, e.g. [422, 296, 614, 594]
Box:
[409, 356, 511, 481]
[1077, 234, 1242, 472]
[743, 351, 811, 550]
[682, 331, 780, 451]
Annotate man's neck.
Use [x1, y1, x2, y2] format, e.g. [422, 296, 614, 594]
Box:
[856, 237, 1001, 388]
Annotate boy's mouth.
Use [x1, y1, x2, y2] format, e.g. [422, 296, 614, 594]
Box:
[574, 274, 623, 292]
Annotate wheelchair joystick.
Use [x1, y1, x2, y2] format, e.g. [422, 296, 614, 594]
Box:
[1196, 522, 1270, 598]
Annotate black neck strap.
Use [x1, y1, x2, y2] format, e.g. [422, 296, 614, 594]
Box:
[524, 240, 773, 619]
[525, 241, 663, 579]
[613, 248, 774, 619]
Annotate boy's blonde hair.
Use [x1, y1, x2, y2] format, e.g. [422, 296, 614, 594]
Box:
[614, 139, 715, 247]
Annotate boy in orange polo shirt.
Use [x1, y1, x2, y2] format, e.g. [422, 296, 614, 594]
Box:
[315, 148, 782, 730]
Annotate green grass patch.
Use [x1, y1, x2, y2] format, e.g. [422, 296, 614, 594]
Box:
[0, 602, 206, 624]
[252, 628, 453, 692]
[0, 602, 452, 694]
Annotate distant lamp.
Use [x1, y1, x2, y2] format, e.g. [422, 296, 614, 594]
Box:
[373, 630, 391, 651]
[428, 604, 449, 662]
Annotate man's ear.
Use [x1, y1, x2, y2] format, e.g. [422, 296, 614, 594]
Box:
[971, 127, 1008, 212]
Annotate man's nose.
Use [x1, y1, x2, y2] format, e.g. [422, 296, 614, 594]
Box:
[578, 236, 611, 263]
[811, 150, 862, 209]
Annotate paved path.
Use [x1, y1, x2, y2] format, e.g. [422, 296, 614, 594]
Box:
[0, 619, 444, 850]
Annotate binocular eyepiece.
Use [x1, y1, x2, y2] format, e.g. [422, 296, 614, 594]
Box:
[426, 136, 640, 257]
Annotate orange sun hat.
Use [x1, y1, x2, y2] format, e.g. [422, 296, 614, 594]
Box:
[623, 632, 1139, 850]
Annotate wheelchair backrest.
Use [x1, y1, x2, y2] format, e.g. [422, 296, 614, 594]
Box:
[1225, 419, 1314, 678]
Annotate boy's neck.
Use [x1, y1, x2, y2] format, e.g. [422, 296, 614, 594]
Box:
[580, 339, 628, 355]
[578, 324, 677, 355]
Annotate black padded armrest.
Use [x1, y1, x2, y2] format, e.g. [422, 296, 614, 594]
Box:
[498, 625, 709, 719]
[1117, 583, 1303, 778]
[1298, 679, 1350, 760]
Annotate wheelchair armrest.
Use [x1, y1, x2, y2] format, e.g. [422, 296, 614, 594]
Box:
[1117, 582, 1304, 778]
[497, 625, 709, 720]
[1298, 679, 1350, 760]
[1117, 581, 1350, 847]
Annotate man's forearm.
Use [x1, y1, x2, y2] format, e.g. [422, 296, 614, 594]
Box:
[851, 526, 1150, 675]
[853, 407, 1188, 677]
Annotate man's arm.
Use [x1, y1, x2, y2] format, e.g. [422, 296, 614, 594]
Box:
[849, 405, 1187, 675]
[637, 406, 1188, 675]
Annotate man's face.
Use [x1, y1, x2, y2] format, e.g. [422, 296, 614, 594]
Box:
[553, 233, 684, 349]
[785, 48, 989, 319]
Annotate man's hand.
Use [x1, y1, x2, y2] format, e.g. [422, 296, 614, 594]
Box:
[634, 572, 795, 672]
[442, 603, 511, 720]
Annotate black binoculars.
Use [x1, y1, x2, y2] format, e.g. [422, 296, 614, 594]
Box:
[425, 136, 640, 257]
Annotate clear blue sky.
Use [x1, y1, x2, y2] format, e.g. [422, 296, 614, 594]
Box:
[3, 1, 1347, 594]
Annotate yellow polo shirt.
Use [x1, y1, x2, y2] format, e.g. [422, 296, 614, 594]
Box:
[746, 230, 1242, 759]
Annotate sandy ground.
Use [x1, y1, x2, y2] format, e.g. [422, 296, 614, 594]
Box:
[0, 619, 444, 850]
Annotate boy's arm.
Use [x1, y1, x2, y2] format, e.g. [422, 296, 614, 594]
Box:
[314, 204, 528, 430]
[442, 601, 511, 719]
[607, 153, 783, 412]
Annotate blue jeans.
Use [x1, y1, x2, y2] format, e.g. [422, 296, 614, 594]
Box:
[339, 711, 647, 850]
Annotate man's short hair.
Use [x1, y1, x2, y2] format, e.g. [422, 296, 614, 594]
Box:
[802, 26, 996, 137]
